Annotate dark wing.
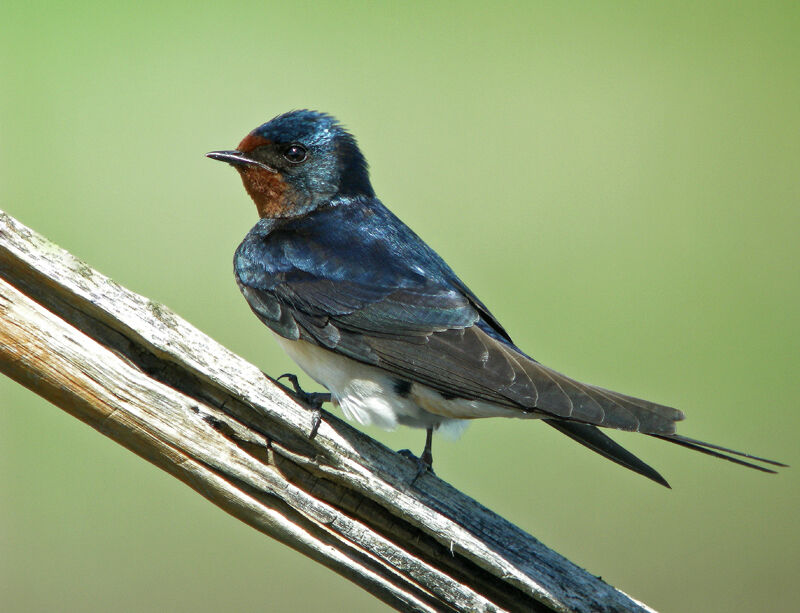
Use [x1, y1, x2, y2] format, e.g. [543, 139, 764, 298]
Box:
[238, 265, 685, 436]
[235, 208, 784, 484]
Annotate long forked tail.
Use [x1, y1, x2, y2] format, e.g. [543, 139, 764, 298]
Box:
[545, 420, 671, 487]
[648, 433, 787, 472]
[545, 420, 786, 488]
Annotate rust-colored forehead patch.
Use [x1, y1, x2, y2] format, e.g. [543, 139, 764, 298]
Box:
[237, 132, 271, 152]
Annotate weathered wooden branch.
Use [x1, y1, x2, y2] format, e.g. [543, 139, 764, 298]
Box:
[0, 210, 655, 613]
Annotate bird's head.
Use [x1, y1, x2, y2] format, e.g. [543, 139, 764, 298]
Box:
[207, 110, 374, 218]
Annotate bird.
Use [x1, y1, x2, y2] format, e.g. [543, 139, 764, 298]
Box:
[207, 109, 784, 486]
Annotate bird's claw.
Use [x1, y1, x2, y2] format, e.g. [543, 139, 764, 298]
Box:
[276, 373, 330, 438]
[276, 372, 303, 395]
[398, 448, 434, 484]
[308, 409, 322, 439]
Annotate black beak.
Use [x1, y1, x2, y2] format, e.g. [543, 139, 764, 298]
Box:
[205, 150, 276, 173]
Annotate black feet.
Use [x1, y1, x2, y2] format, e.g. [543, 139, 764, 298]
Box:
[276, 373, 331, 438]
[399, 427, 435, 484]
[276, 373, 331, 409]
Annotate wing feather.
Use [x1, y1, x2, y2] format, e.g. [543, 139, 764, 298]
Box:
[234, 209, 684, 435]
[241, 277, 684, 434]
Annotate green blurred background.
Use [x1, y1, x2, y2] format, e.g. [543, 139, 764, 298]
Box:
[1, 2, 798, 611]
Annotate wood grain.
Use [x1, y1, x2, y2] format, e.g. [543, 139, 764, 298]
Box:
[0, 210, 656, 613]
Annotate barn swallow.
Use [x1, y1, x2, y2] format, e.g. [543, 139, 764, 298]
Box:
[207, 110, 784, 486]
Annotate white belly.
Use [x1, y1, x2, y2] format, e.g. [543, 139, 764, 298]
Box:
[273, 334, 525, 439]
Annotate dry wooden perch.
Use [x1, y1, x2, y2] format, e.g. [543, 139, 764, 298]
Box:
[0, 210, 656, 613]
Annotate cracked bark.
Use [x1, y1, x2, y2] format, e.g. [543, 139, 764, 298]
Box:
[0, 210, 656, 613]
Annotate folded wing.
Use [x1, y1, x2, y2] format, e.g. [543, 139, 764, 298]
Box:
[239, 268, 685, 435]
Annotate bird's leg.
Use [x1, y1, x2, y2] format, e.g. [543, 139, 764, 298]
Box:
[276, 373, 331, 438]
[420, 426, 434, 468]
[399, 427, 435, 484]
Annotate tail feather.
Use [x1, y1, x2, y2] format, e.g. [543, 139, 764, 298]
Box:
[649, 433, 786, 473]
[547, 420, 786, 485]
[653, 434, 787, 467]
[544, 419, 670, 488]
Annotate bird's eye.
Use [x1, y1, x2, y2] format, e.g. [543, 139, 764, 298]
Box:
[283, 144, 308, 163]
